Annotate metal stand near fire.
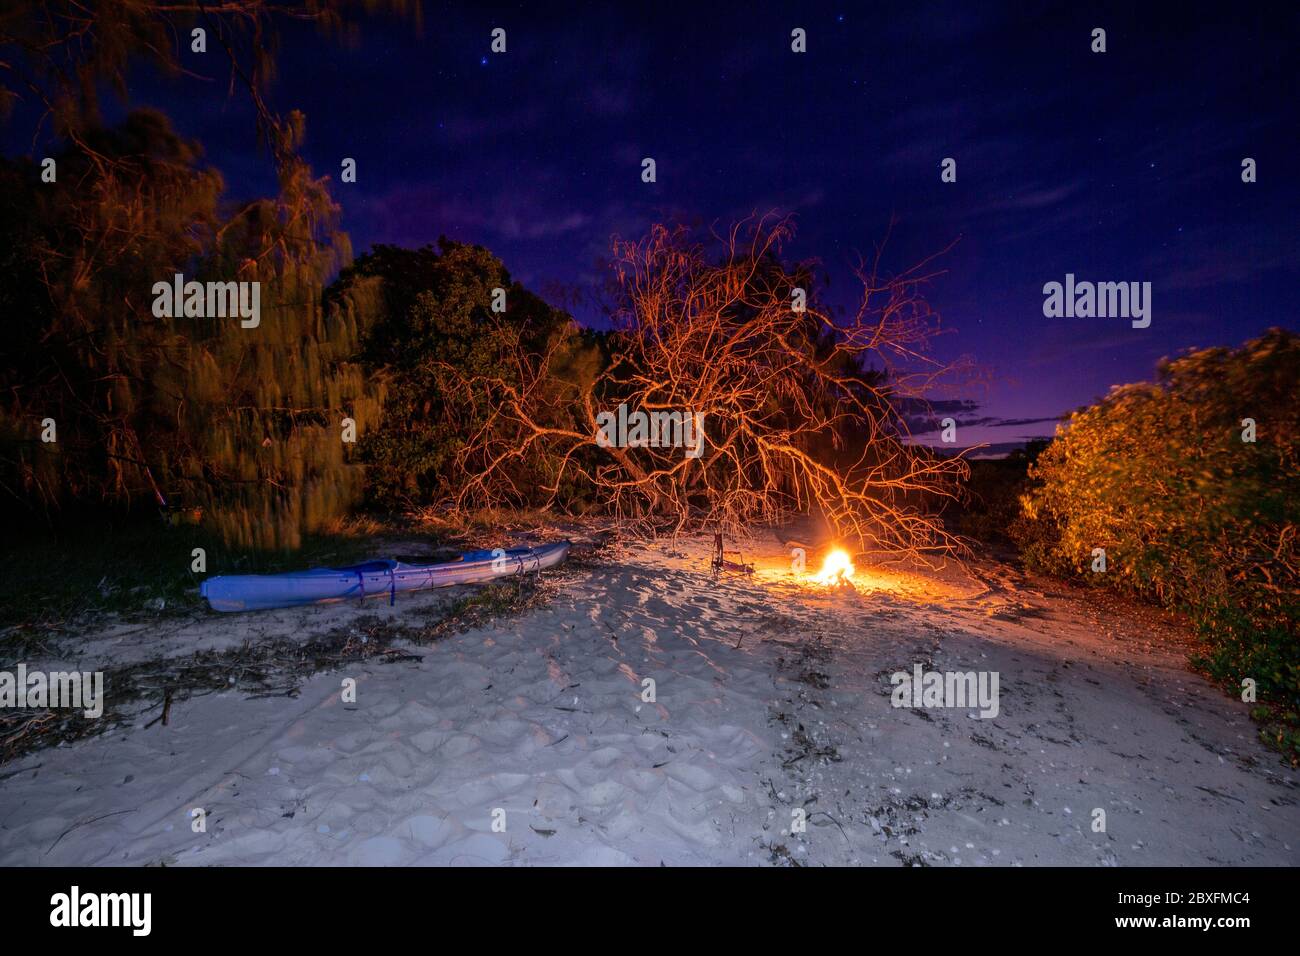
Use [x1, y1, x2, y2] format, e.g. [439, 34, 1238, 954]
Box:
[711, 532, 754, 575]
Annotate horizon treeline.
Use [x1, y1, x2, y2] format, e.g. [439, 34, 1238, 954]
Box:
[0, 1, 965, 555]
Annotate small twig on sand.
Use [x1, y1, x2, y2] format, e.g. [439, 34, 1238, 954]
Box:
[809, 810, 851, 844]
[1196, 785, 1245, 804]
[46, 808, 134, 855]
[144, 690, 173, 729]
[244, 688, 301, 701]
[0, 763, 40, 783]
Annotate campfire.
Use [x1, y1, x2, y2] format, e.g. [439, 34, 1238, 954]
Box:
[812, 547, 855, 586]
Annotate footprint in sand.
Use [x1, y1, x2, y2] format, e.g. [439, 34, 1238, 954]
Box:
[446, 772, 530, 808]
[438, 734, 480, 758]
[473, 718, 532, 749]
[664, 763, 718, 793]
[585, 746, 625, 768]
[410, 728, 453, 754]
[399, 813, 459, 849]
[423, 832, 510, 866]
[345, 837, 410, 868]
[623, 769, 663, 794]
[575, 779, 627, 808]
[383, 700, 440, 729]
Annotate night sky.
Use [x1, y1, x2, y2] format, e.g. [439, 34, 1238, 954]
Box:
[21, 1, 1299, 454]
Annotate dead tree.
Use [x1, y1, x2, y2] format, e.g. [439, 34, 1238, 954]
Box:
[446, 215, 973, 563]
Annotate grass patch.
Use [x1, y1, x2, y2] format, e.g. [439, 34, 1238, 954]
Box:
[424, 576, 556, 638]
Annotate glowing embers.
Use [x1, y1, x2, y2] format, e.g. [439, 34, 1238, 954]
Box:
[812, 547, 855, 586]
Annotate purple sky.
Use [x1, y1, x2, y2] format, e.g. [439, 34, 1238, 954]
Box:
[11, 1, 1296, 454]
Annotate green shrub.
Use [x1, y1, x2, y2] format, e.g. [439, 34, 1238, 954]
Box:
[1016, 329, 1299, 762]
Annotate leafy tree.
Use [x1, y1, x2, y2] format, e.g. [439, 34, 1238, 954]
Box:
[325, 241, 601, 508]
[0, 2, 413, 548]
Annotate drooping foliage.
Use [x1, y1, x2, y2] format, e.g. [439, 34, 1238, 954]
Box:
[0, 1, 417, 150]
[0, 1, 415, 549]
[0, 110, 382, 549]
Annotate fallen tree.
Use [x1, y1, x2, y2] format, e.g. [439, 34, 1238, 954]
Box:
[443, 215, 973, 561]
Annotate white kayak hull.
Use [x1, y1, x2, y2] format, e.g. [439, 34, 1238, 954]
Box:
[200, 541, 570, 612]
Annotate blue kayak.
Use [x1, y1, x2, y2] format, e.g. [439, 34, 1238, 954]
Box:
[200, 541, 570, 612]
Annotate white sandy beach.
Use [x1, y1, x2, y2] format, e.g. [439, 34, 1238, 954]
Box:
[1, 533, 1296, 866]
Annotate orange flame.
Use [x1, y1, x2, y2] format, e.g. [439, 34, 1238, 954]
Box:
[813, 548, 855, 585]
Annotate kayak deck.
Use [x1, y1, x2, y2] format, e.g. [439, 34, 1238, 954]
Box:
[200, 541, 570, 612]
